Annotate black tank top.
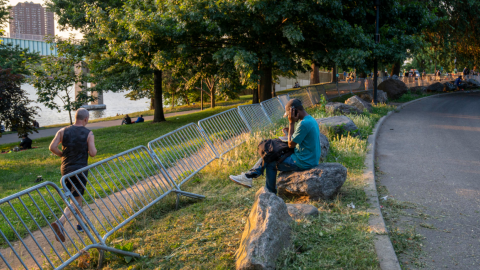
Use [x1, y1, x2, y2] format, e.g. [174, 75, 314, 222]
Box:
[61, 125, 91, 175]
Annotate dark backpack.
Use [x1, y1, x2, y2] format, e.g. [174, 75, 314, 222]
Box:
[257, 139, 294, 166]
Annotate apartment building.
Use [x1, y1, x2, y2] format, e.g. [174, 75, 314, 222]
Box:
[9, 2, 54, 40]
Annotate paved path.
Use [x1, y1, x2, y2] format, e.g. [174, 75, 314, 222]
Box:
[376, 93, 480, 269]
[0, 110, 200, 145]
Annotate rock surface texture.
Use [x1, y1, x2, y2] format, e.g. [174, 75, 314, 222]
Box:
[427, 82, 444, 92]
[410, 86, 427, 93]
[277, 163, 348, 200]
[236, 187, 292, 270]
[345, 95, 373, 112]
[378, 78, 408, 99]
[319, 132, 330, 162]
[316, 116, 358, 137]
[286, 203, 319, 219]
[325, 102, 361, 115]
[443, 82, 456, 91]
[361, 90, 388, 103]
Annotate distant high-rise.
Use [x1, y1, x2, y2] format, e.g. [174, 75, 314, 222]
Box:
[9, 2, 54, 40]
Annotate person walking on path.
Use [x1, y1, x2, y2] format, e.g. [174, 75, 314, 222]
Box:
[48, 108, 97, 242]
[229, 99, 320, 194]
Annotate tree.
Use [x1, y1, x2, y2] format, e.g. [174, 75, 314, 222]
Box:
[0, 0, 9, 36]
[0, 68, 38, 138]
[0, 43, 41, 75]
[29, 38, 92, 125]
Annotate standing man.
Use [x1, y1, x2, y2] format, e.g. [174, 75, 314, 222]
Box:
[49, 108, 97, 242]
[229, 99, 320, 194]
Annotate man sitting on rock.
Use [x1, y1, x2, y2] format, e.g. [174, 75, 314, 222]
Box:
[454, 76, 465, 90]
[229, 99, 321, 194]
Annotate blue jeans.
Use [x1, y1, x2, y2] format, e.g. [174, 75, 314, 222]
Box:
[246, 156, 303, 194]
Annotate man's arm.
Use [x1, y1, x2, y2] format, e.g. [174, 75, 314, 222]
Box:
[87, 131, 97, 157]
[287, 107, 299, 148]
[49, 129, 64, 157]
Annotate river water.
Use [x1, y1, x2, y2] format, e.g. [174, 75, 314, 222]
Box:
[22, 84, 150, 127]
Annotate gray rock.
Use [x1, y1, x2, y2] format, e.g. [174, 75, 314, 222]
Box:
[316, 116, 359, 137]
[467, 79, 480, 87]
[325, 102, 361, 115]
[357, 90, 388, 104]
[391, 75, 399, 80]
[277, 163, 348, 200]
[378, 78, 408, 99]
[426, 82, 444, 92]
[319, 132, 329, 162]
[236, 187, 292, 270]
[286, 203, 319, 219]
[345, 95, 372, 112]
[443, 82, 456, 91]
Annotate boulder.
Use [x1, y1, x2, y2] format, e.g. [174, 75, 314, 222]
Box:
[345, 95, 372, 112]
[319, 132, 329, 162]
[316, 116, 359, 137]
[358, 90, 388, 104]
[390, 75, 400, 80]
[443, 82, 456, 92]
[426, 82, 444, 92]
[325, 102, 361, 115]
[286, 203, 319, 219]
[467, 79, 480, 87]
[236, 187, 292, 270]
[410, 86, 427, 94]
[277, 163, 348, 200]
[378, 78, 408, 99]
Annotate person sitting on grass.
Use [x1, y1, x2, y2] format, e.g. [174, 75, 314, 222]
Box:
[122, 114, 132, 125]
[229, 99, 321, 194]
[135, 115, 145, 123]
[454, 76, 466, 90]
[19, 134, 32, 150]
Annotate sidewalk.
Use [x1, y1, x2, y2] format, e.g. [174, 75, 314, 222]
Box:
[0, 109, 200, 145]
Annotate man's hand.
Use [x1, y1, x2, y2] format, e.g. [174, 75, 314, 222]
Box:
[288, 107, 299, 124]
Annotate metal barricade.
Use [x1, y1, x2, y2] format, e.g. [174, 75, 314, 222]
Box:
[288, 88, 313, 108]
[148, 123, 218, 188]
[237, 104, 271, 131]
[260, 98, 285, 123]
[198, 108, 250, 157]
[277, 94, 290, 108]
[307, 85, 324, 105]
[0, 182, 137, 270]
[60, 146, 203, 246]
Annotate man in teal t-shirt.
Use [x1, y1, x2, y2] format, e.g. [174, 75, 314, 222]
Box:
[229, 99, 321, 194]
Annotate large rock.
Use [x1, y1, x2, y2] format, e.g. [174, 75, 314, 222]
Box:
[316, 116, 359, 137]
[426, 82, 444, 92]
[286, 203, 319, 219]
[277, 163, 348, 200]
[378, 78, 408, 99]
[467, 79, 480, 87]
[391, 75, 400, 80]
[357, 90, 388, 104]
[319, 132, 329, 162]
[443, 82, 456, 92]
[325, 102, 361, 115]
[345, 95, 372, 112]
[410, 86, 427, 94]
[236, 187, 292, 270]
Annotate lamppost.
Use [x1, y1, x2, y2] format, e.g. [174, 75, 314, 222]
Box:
[454, 57, 457, 75]
[373, 0, 380, 105]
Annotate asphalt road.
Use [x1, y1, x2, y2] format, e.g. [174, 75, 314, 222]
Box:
[376, 93, 480, 269]
[0, 109, 200, 145]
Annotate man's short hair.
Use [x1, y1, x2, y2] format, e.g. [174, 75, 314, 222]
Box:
[140, 115, 143, 117]
[285, 99, 304, 112]
[76, 108, 89, 121]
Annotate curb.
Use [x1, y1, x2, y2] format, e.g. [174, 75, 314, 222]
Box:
[363, 90, 480, 270]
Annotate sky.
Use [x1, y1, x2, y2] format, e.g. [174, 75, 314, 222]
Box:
[3, 0, 82, 39]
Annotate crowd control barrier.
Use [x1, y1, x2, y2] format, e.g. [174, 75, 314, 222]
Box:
[237, 104, 271, 131]
[260, 97, 285, 123]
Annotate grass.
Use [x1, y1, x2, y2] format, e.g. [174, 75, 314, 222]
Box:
[0, 93, 399, 269]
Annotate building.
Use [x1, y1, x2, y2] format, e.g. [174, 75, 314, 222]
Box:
[9, 2, 54, 41]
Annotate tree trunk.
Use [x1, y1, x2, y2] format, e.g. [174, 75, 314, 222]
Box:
[150, 98, 155, 110]
[68, 110, 73, 125]
[153, 69, 166, 122]
[210, 88, 215, 108]
[253, 85, 259, 104]
[390, 61, 401, 76]
[310, 63, 320, 84]
[330, 66, 338, 83]
[258, 64, 272, 102]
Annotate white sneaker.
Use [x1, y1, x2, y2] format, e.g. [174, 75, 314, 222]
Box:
[229, 173, 253, 188]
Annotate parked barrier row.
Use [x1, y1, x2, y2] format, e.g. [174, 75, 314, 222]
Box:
[1, 84, 336, 269]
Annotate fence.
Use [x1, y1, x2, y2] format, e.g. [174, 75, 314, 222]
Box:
[0, 80, 381, 269]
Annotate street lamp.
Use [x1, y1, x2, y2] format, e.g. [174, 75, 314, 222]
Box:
[373, 0, 380, 105]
